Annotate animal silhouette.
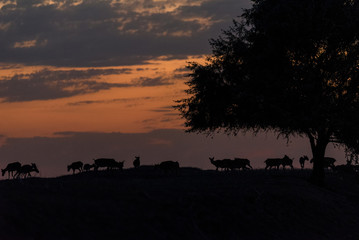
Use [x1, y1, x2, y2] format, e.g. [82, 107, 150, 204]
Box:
[265, 155, 293, 170]
[299, 155, 309, 169]
[114, 161, 124, 170]
[15, 163, 39, 178]
[209, 157, 220, 170]
[83, 163, 95, 171]
[210, 157, 252, 171]
[232, 158, 253, 170]
[281, 156, 294, 169]
[67, 161, 83, 174]
[310, 157, 336, 170]
[93, 158, 124, 171]
[155, 161, 180, 174]
[209, 157, 231, 171]
[133, 156, 140, 168]
[2, 162, 22, 179]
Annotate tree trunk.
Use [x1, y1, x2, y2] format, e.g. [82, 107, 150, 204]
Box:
[308, 132, 329, 185]
[310, 143, 327, 185]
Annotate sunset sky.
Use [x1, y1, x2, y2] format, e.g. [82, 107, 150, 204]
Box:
[0, 0, 346, 177]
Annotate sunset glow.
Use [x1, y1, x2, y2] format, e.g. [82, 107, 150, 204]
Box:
[0, 0, 346, 177]
[0, 57, 203, 137]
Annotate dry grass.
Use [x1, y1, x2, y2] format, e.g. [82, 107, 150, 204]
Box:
[0, 168, 359, 239]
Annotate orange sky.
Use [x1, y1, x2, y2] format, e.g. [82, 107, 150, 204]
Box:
[0, 56, 205, 138]
[0, 0, 250, 139]
[0, 0, 348, 177]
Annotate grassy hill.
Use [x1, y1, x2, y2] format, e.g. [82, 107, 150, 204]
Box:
[0, 168, 359, 239]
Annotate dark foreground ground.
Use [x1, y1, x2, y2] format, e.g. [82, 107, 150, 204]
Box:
[1, 167, 359, 240]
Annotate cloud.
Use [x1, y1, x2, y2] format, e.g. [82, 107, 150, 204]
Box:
[0, 129, 345, 178]
[174, 67, 190, 72]
[0, 68, 132, 102]
[133, 76, 172, 87]
[0, 66, 177, 102]
[67, 96, 153, 106]
[2, 68, 132, 81]
[151, 105, 175, 112]
[0, 0, 251, 67]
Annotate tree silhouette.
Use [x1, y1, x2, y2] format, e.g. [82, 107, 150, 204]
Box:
[175, 0, 359, 184]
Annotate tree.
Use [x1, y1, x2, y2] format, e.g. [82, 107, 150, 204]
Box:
[175, 0, 359, 184]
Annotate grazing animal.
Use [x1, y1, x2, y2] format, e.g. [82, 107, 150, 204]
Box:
[93, 158, 123, 171]
[209, 157, 231, 171]
[231, 158, 253, 170]
[264, 158, 282, 170]
[113, 161, 125, 170]
[265, 155, 292, 170]
[94, 158, 116, 170]
[209, 157, 221, 171]
[310, 157, 336, 170]
[15, 163, 39, 178]
[67, 161, 84, 174]
[281, 155, 294, 169]
[133, 156, 140, 168]
[155, 161, 180, 174]
[221, 159, 233, 171]
[2, 162, 22, 179]
[299, 155, 309, 169]
[83, 164, 95, 171]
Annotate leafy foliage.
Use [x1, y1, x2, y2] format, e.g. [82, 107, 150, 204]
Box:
[176, 0, 359, 153]
[176, 0, 359, 182]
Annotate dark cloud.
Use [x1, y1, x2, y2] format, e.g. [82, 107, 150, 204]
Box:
[0, 129, 345, 177]
[135, 68, 150, 71]
[151, 105, 175, 112]
[0, 0, 251, 67]
[0, 68, 132, 102]
[67, 100, 108, 106]
[0, 63, 22, 70]
[173, 73, 188, 79]
[133, 76, 172, 87]
[151, 109, 171, 113]
[164, 112, 180, 116]
[172, 67, 190, 78]
[174, 67, 190, 72]
[160, 117, 176, 123]
[67, 96, 153, 106]
[0, 66, 175, 102]
[2, 68, 132, 81]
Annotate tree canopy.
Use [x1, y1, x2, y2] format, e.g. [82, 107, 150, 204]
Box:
[176, 0, 359, 182]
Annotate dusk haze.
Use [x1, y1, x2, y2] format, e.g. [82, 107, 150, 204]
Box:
[1, 0, 359, 239]
[0, 0, 347, 177]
